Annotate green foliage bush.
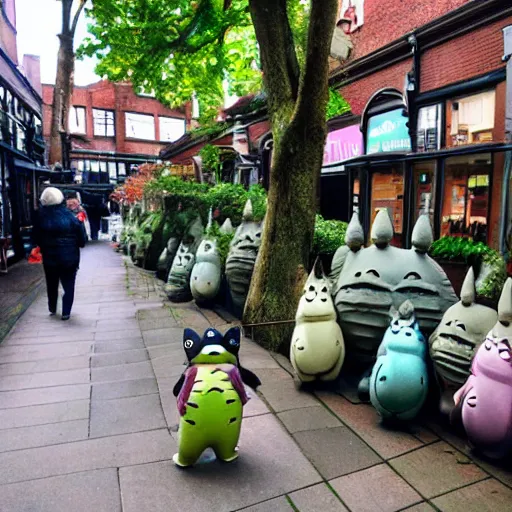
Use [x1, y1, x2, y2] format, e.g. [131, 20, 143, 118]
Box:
[430, 236, 507, 302]
[313, 215, 348, 256]
[204, 221, 235, 267]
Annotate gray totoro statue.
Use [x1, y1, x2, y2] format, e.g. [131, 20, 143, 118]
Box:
[164, 216, 203, 302]
[156, 236, 181, 281]
[332, 210, 457, 367]
[225, 200, 263, 316]
[429, 267, 498, 415]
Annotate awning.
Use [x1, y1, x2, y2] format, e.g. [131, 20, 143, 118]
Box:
[321, 163, 347, 176]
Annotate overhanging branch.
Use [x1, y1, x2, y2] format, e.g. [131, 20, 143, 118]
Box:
[71, 0, 87, 37]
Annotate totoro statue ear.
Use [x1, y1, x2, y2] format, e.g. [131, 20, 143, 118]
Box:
[345, 212, 364, 251]
[223, 326, 241, 346]
[313, 256, 325, 279]
[460, 267, 476, 307]
[498, 278, 512, 325]
[183, 328, 201, 347]
[388, 305, 399, 320]
[371, 209, 393, 248]
[411, 215, 433, 254]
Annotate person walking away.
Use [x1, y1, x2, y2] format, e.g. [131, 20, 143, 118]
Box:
[33, 187, 87, 320]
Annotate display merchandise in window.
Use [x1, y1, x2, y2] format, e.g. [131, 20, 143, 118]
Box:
[413, 161, 436, 226]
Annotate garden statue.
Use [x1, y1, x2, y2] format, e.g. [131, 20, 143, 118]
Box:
[225, 199, 263, 315]
[190, 213, 233, 304]
[429, 268, 498, 415]
[172, 326, 261, 467]
[451, 278, 512, 459]
[165, 216, 203, 302]
[369, 301, 429, 421]
[157, 236, 181, 281]
[290, 259, 345, 383]
[332, 210, 457, 367]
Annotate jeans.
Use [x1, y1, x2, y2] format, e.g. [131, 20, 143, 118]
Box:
[43, 265, 77, 316]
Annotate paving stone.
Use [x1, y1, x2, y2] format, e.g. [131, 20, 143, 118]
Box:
[289, 483, 348, 511]
[91, 348, 148, 367]
[330, 464, 422, 512]
[147, 345, 185, 365]
[6, 332, 96, 344]
[0, 400, 90, 430]
[243, 393, 270, 418]
[0, 428, 174, 485]
[278, 406, 342, 434]
[0, 342, 92, 363]
[401, 504, 436, 512]
[259, 378, 321, 413]
[139, 316, 179, 331]
[0, 368, 90, 391]
[270, 352, 295, 375]
[95, 319, 140, 332]
[90, 393, 166, 437]
[91, 361, 154, 383]
[119, 414, 321, 512]
[159, 390, 179, 428]
[95, 330, 143, 341]
[142, 327, 183, 346]
[237, 497, 293, 511]
[318, 392, 433, 459]
[0, 419, 89, 453]
[137, 307, 172, 320]
[390, 442, 488, 498]
[432, 478, 512, 512]
[293, 426, 382, 480]
[0, 355, 90, 376]
[0, 468, 122, 512]
[0, 384, 90, 409]
[92, 378, 158, 401]
[94, 339, 145, 353]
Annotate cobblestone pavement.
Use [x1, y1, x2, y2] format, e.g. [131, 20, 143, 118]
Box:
[0, 241, 511, 511]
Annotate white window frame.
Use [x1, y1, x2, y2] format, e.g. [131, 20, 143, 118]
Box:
[125, 112, 155, 141]
[69, 106, 86, 134]
[159, 116, 185, 142]
[93, 109, 115, 137]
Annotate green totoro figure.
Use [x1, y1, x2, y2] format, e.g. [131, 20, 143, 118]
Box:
[172, 326, 261, 468]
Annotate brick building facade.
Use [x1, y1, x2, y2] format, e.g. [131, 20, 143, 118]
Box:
[324, 0, 512, 255]
[42, 80, 191, 184]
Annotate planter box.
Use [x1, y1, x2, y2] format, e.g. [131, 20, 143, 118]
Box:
[435, 260, 468, 298]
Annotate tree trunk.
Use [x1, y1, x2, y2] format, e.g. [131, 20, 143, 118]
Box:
[244, 0, 338, 353]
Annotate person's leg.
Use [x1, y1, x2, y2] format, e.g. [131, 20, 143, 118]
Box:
[43, 265, 59, 314]
[60, 267, 77, 319]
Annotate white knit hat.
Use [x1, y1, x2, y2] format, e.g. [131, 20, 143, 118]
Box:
[40, 187, 64, 206]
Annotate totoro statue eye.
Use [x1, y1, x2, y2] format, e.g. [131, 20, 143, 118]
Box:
[309, 285, 315, 292]
[485, 340, 492, 350]
[255, 232, 261, 238]
[455, 322, 466, 331]
[184, 339, 194, 349]
[321, 286, 328, 293]
[404, 272, 421, 280]
[204, 243, 212, 251]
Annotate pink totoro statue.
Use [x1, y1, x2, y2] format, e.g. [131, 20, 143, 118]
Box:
[452, 278, 512, 459]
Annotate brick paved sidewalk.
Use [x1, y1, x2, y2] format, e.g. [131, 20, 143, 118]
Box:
[0, 242, 511, 512]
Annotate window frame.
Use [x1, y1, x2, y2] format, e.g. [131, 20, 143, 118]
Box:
[158, 116, 186, 143]
[92, 108, 115, 138]
[125, 111, 156, 141]
[69, 106, 87, 135]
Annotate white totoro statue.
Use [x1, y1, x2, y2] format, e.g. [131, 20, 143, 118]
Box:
[290, 259, 345, 383]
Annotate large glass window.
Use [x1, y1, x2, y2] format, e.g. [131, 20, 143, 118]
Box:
[370, 166, 404, 246]
[441, 154, 491, 242]
[413, 161, 436, 225]
[159, 116, 185, 142]
[125, 112, 155, 140]
[417, 105, 442, 152]
[69, 106, 86, 134]
[93, 109, 115, 137]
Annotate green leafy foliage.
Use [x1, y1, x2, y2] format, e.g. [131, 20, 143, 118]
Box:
[326, 88, 351, 120]
[199, 144, 222, 182]
[205, 220, 234, 266]
[313, 215, 347, 256]
[430, 236, 507, 302]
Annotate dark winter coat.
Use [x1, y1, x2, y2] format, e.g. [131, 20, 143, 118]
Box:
[33, 204, 87, 269]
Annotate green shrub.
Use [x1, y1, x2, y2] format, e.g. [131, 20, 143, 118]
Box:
[313, 215, 348, 256]
[204, 221, 235, 266]
[430, 236, 507, 302]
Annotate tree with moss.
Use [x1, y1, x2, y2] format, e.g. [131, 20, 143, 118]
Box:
[81, 0, 341, 351]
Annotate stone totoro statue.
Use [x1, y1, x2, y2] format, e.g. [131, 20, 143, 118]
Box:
[452, 278, 512, 459]
[164, 216, 203, 302]
[332, 210, 457, 367]
[430, 267, 498, 415]
[156, 235, 181, 281]
[290, 259, 345, 383]
[225, 200, 263, 316]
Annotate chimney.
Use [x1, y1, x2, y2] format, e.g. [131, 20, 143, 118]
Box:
[4, 0, 16, 29]
[22, 54, 42, 96]
[0, 0, 18, 64]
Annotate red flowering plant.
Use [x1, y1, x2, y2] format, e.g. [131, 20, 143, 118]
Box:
[110, 164, 164, 206]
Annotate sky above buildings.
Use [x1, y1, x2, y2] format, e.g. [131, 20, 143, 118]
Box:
[16, 0, 99, 85]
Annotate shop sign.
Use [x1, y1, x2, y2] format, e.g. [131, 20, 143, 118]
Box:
[323, 124, 363, 165]
[366, 109, 411, 154]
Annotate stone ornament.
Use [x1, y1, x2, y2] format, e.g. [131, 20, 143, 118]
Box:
[429, 267, 498, 415]
[156, 236, 180, 281]
[290, 259, 345, 383]
[165, 216, 203, 302]
[452, 278, 512, 459]
[332, 210, 457, 366]
[369, 301, 428, 421]
[172, 327, 260, 467]
[225, 200, 263, 315]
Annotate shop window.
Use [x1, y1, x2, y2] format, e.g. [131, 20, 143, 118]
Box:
[417, 105, 441, 152]
[449, 90, 495, 146]
[125, 112, 155, 140]
[413, 161, 436, 225]
[69, 106, 86, 134]
[370, 167, 404, 246]
[159, 116, 185, 142]
[441, 154, 491, 242]
[108, 162, 117, 180]
[93, 109, 115, 137]
[118, 162, 126, 176]
[352, 173, 360, 215]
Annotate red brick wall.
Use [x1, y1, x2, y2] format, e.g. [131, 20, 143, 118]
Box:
[337, 59, 412, 116]
[42, 81, 189, 161]
[420, 15, 512, 92]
